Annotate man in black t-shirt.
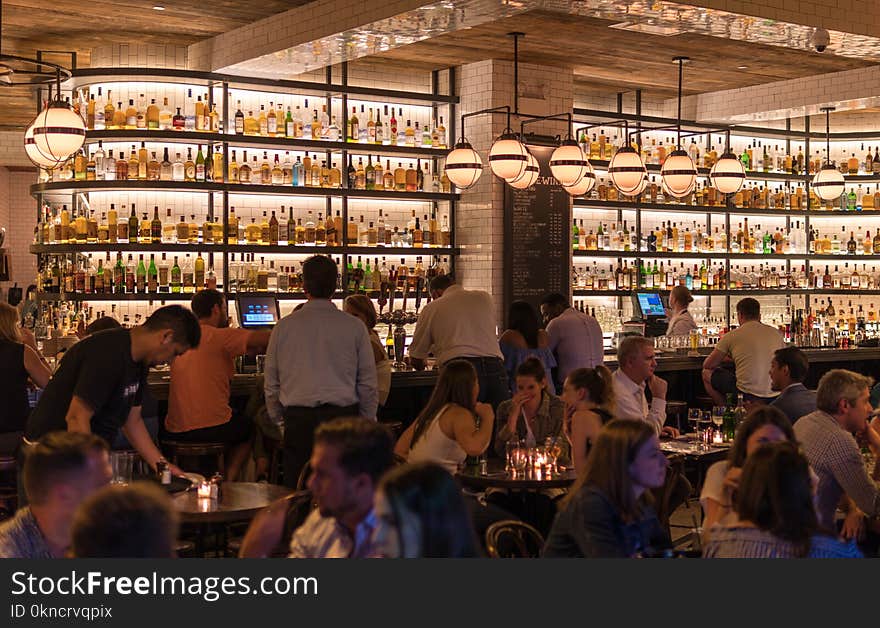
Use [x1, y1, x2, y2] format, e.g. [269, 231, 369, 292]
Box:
[26, 306, 200, 476]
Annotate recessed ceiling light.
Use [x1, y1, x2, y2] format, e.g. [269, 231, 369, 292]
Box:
[153, 5, 165, 10]
[737, 65, 748, 69]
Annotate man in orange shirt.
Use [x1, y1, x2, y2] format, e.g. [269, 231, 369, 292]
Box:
[166, 290, 271, 480]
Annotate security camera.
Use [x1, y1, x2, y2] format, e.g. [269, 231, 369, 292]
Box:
[812, 28, 830, 52]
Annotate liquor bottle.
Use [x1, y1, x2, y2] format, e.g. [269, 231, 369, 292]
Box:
[160, 147, 172, 181]
[182, 254, 194, 293]
[305, 211, 316, 245]
[172, 152, 185, 181]
[184, 89, 196, 130]
[269, 211, 279, 245]
[159, 97, 173, 130]
[234, 101, 245, 134]
[136, 255, 147, 293]
[365, 156, 375, 190]
[195, 145, 206, 181]
[184, 148, 196, 181]
[127, 206, 139, 244]
[349, 106, 359, 141]
[267, 103, 277, 136]
[151, 206, 162, 243]
[194, 252, 205, 289]
[146, 98, 159, 129]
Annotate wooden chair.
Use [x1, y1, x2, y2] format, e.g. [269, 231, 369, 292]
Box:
[161, 440, 225, 476]
[651, 453, 692, 535]
[665, 401, 688, 433]
[295, 461, 312, 492]
[485, 520, 545, 558]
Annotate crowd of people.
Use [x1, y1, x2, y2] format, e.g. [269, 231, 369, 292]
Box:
[0, 259, 878, 558]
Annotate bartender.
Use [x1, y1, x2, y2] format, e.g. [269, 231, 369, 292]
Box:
[666, 285, 698, 337]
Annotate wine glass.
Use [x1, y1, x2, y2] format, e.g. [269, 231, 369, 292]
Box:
[687, 408, 701, 442]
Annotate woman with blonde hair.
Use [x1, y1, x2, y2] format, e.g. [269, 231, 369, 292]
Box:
[543, 419, 670, 557]
[344, 294, 391, 406]
[0, 302, 52, 454]
[560, 365, 615, 472]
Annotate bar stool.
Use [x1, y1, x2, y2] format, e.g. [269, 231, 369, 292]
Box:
[665, 401, 687, 434]
[161, 441, 225, 476]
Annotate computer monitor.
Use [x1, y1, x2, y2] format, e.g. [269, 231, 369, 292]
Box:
[633, 292, 667, 319]
[235, 295, 280, 329]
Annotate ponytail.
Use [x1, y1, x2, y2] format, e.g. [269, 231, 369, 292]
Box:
[566, 365, 615, 416]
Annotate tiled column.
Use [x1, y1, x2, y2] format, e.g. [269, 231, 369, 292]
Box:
[456, 59, 573, 323]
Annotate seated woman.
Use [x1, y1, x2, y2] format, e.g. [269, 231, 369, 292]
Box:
[0, 302, 52, 455]
[395, 359, 495, 474]
[493, 357, 567, 461]
[703, 441, 862, 558]
[559, 365, 615, 473]
[543, 419, 671, 558]
[371, 462, 480, 558]
[499, 300, 557, 395]
[700, 406, 796, 541]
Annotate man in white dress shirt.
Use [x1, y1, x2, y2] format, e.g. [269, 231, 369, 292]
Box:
[408, 275, 509, 411]
[612, 335, 679, 437]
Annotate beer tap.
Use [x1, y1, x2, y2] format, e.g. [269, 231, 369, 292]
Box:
[414, 276, 424, 313]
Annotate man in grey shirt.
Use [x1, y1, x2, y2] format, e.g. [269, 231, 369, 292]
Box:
[794, 369, 880, 533]
[769, 347, 816, 424]
[265, 255, 378, 488]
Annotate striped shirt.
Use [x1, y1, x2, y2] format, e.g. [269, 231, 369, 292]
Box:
[704, 526, 862, 558]
[0, 507, 54, 559]
[794, 410, 880, 529]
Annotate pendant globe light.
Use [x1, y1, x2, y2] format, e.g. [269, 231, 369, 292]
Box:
[489, 130, 529, 181]
[812, 106, 846, 201]
[507, 150, 539, 189]
[27, 71, 85, 168]
[563, 161, 596, 196]
[24, 119, 60, 169]
[660, 57, 697, 198]
[444, 139, 483, 190]
[549, 138, 588, 186]
[709, 132, 746, 195]
[609, 143, 646, 195]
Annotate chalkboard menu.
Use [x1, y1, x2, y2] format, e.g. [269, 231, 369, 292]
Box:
[503, 143, 572, 323]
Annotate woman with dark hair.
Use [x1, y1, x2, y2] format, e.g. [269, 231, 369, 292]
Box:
[543, 419, 670, 557]
[494, 357, 567, 460]
[560, 365, 616, 473]
[395, 360, 494, 474]
[344, 294, 391, 406]
[499, 300, 557, 395]
[371, 462, 481, 558]
[700, 406, 797, 537]
[704, 442, 861, 558]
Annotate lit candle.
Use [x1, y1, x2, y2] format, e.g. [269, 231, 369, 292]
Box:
[197, 481, 212, 498]
[713, 431, 724, 445]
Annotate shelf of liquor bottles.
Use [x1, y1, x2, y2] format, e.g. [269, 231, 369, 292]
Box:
[572, 250, 880, 261]
[31, 244, 458, 256]
[31, 180, 457, 202]
[572, 199, 880, 218]
[572, 289, 880, 297]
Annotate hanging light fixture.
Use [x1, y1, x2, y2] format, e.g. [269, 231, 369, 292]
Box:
[489, 130, 529, 181]
[709, 132, 746, 195]
[563, 161, 596, 196]
[812, 106, 846, 201]
[24, 119, 59, 169]
[661, 57, 698, 198]
[549, 138, 588, 186]
[444, 139, 483, 190]
[29, 79, 85, 168]
[507, 150, 539, 189]
[609, 143, 646, 195]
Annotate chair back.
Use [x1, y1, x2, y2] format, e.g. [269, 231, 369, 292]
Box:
[485, 520, 545, 558]
[651, 453, 692, 532]
[295, 462, 312, 492]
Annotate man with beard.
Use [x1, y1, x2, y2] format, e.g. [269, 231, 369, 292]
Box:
[26, 305, 200, 477]
[165, 289, 270, 480]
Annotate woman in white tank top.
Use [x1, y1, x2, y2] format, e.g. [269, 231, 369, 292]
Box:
[395, 360, 496, 474]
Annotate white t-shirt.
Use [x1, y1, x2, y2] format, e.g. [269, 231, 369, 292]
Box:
[715, 320, 784, 397]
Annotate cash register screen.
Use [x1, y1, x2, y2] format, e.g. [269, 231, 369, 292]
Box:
[635, 292, 666, 318]
[236, 296, 280, 328]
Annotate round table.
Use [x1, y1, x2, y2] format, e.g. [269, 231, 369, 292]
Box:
[456, 462, 577, 491]
[173, 482, 292, 525]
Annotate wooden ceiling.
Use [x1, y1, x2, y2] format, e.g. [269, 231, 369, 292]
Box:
[369, 10, 872, 100]
[0, 0, 304, 129]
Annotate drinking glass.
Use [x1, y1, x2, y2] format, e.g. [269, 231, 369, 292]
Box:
[505, 440, 520, 474]
[111, 451, 134, 485]
[512, 447, 529, 476]
[687, 408, 701, 443]
[711, 406, 725, 431]
[544, 437, 562, 473]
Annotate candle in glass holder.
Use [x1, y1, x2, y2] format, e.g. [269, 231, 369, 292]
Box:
[713, 430, 724, 445]
[197, 481, 212, 498]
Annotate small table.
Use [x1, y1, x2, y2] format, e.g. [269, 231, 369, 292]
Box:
[661, 436, 730, 503]
[173, 482, 292, 525]
[456, 463, 577, 492]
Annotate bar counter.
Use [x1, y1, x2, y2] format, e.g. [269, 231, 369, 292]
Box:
[146, 346, 880, 424]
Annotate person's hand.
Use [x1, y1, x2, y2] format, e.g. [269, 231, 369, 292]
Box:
[19, 326, 38, 350]
[510, 391, 532, 410]
[841, 509, 866, 542]
[661, 425, 680, 438]
[647, 374, 667, 400]
[722, 466, 742, 497]
[168, 462, 187, 478]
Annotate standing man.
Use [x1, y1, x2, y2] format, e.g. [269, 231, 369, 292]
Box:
[768, 346, 816, 424]
[0, 432, 112, 558]
[794, 369, 880, 532]
[26, 305, 199, 476]
[265, 255, 378, 488]
[408, 275, 509, 410]
[540, 293, 604, 392]
[166, 289, 271, 480]
[612, 335, 679, 437]
[701, 297, 784, 405]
